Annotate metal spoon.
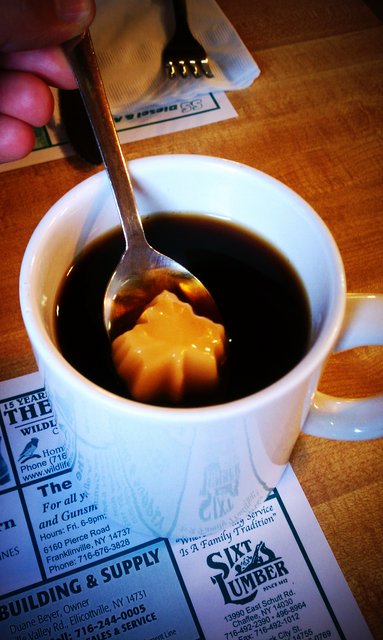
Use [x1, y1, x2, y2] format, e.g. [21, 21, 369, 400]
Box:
[65, 31, 220, 340]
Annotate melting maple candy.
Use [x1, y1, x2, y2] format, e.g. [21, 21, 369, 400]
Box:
[111, 290, 226, 404]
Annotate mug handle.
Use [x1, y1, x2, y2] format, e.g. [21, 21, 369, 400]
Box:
[303, 293, 383, 440]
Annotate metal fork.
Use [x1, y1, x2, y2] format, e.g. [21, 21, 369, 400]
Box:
[163, 0, 214, 79]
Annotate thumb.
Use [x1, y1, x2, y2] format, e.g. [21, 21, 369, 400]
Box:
[0, 0, 96, 52]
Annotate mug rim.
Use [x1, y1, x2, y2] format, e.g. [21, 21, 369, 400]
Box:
[19, 154, 347, 423]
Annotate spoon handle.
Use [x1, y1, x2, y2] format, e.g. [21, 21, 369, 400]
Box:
[64, 31, 146, 249]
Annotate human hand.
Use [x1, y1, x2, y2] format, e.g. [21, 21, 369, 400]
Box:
[0, 0, 95, 163]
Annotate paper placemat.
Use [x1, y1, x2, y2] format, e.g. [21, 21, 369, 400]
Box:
[0, 91, 237, 173]
[0, 372, 373, 639]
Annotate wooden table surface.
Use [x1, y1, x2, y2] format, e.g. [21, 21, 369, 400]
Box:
[0, 0, 382, 636]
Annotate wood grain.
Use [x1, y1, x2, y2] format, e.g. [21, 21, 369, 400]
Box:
[0, 1, 382, 636]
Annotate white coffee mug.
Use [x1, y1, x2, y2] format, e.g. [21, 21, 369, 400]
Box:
[19, 155, 383, 538]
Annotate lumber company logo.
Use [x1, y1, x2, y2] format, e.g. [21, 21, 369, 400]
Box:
[207, 539, 289, 605]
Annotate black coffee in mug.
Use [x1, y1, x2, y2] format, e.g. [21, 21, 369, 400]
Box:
[55, 213, 311, 407]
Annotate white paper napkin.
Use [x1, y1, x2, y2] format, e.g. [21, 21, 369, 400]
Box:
[91, 0, 260, 114]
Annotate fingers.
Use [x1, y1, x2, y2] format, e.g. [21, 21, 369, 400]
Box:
[0, 0, 96, 52]
[0, 48, 77, 164]
[0, 47, 77, 90]
[0, 70, 56, 163]
[0, 0, 96, 164]
[0, 115, 36, 163]
[0, 71, 54, 127]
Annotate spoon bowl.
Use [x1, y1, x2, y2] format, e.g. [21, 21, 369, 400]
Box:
[105, 242, 220, 340]
[65, 31, 219, 340]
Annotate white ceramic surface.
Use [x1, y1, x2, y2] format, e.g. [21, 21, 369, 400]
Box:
[19, 155, 383, 537]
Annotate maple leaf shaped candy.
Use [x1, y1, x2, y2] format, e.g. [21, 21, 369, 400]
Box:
[112, 290, 226, 404]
